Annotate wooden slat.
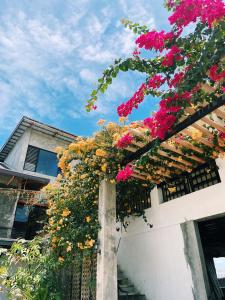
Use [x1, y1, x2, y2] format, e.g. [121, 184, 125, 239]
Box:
[149, 155, 188, 172]
[201, 116, 225, 133]
[182, 129, 214, 148]
[162, 142, 205, 164]
[157, 149, 193, 167]
[171, 138, 204, 154]
[131, 172, 148, 181]
[215, 108, 225, 120]
[135, 166, 171, 178]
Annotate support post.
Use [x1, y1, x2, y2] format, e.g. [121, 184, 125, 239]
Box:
[96, 179, 117, 300]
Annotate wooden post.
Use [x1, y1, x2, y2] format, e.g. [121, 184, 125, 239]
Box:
[96, 179, 117, 300]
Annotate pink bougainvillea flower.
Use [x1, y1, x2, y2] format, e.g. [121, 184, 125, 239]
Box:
[135, 30, 174, 52]
[132, 48, 141, 58]
[168, 71, 185, 88]
[208, 65, 225, 82]
[117, 83, 147, 117]
[161, 46, 183, 67]
[221, 87, 225, 93]
[116, 133, 133, 149]
[168, 0, 225, 29]
[219, 130, 225, 139]
[116, 165, 133, 182]
[147, 74, 166, 89]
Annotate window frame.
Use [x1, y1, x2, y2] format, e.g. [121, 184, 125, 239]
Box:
[24, 145, 60, 177]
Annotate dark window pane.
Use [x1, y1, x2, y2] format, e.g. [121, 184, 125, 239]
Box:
[24, 146, 39, 172]
[36, 149, 58, 177]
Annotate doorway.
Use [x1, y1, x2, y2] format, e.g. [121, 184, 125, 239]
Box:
[198, 216, 225, 299]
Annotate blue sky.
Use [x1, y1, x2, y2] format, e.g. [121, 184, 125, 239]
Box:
[0, 0, 170, 147]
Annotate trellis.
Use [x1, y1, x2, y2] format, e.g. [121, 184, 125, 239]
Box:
[122, 96, 225, 183]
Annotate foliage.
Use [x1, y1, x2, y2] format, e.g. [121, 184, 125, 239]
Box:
[0, 238, 61, 300]
[86, 0, 225, 180]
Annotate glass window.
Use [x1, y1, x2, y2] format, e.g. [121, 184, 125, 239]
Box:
[24, 146, 59, 177]
[36, 149, 59, 177]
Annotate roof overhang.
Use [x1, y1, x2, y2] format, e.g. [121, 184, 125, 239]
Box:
[0, 167, 50, 184]
[0, 116, 77, 162]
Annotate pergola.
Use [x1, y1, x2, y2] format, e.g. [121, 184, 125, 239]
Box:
[123, 95, 225, 183]
[96, 95, 225, 300]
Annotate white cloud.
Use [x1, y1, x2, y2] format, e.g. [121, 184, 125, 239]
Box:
[0, 0, 159, 142]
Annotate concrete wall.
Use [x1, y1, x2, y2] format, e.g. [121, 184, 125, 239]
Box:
[5, 128, 70, 180]
[117, 158, 225, 300]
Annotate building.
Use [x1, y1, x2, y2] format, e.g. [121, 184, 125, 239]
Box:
[116, 158, 225, 300]
[0, 116, 76, 247]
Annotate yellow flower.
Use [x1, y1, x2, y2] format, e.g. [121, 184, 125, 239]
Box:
[52, 236, 58, 243]
[58, 256, 64, 262]
[62, 208, 71, 217]
[49, 218, 54, 226]
[119, 117, 127, 123]
[107, 122, 116, 130]
[85, 216, 91, 223]
[96, 149, 107, 157]
[101, 163, 107, 173]
[55, 146, 64, 155]
[59, 219, 63, 225]
[168, 186, 176, 193]
[97, 119, 106, 125]
[80, 173, 88, 179]
[86, 239, 95, 248]
[66, 245, 72, 252]
[189, 128, 203, 141]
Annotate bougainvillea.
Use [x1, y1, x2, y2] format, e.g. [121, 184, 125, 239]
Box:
[135, 30, 174, 51]
[116, 164, 133, 181]
[117, 83, 147, 117]
[116, 133, 133, 148]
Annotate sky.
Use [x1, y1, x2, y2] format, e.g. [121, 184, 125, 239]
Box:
[0, 0, 170, 147]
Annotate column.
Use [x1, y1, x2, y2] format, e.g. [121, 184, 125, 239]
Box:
[96, 179, 117, 300]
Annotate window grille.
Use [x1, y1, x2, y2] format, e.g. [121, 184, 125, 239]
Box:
[159, 161, 221, 202]
[116, 181, 152, 218]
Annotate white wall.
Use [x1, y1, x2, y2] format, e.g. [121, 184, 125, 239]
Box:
[117, 158, 225, 300]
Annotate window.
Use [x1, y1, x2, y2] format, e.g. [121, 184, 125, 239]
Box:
[159, 161, 221, 202]
[24, 145, 59, 177]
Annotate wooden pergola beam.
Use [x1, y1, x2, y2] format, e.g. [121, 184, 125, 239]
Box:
[122, 95, 225, 165]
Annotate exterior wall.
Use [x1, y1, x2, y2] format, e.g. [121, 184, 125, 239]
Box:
[5, 128, 71, 180]
[117, 158, 225, 300]
[5, 128, 31, 171]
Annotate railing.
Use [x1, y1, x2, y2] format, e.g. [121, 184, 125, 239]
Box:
[158, 160, 221, 202]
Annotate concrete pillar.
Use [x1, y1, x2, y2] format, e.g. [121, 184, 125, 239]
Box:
[96, 179, 118, 300]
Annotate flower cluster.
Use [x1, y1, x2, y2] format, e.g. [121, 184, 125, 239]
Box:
[135, 30, 174, 52]
[117, 83, 147, 117]
[168, 0, 225, 29]
[116, 165, 133, 182]
[208, 65, 225, 82]
[148, 74, 166, 89]
[162, 46, 183, 67]
[168, 71, 185, 88]
[116, 133, 133, 149]
[143, 92, 191, 139]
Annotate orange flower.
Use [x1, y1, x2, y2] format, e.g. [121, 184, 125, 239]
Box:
[58, 256, 64, 262]
[62, 208, 71, 217]
[66, 245, 72, 252]
[85, 216, 91, 223]
[96, 149, 107, 157]
[97, 119, 106, 125]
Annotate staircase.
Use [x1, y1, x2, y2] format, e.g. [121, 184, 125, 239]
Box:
[118, 266, 146, 300]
